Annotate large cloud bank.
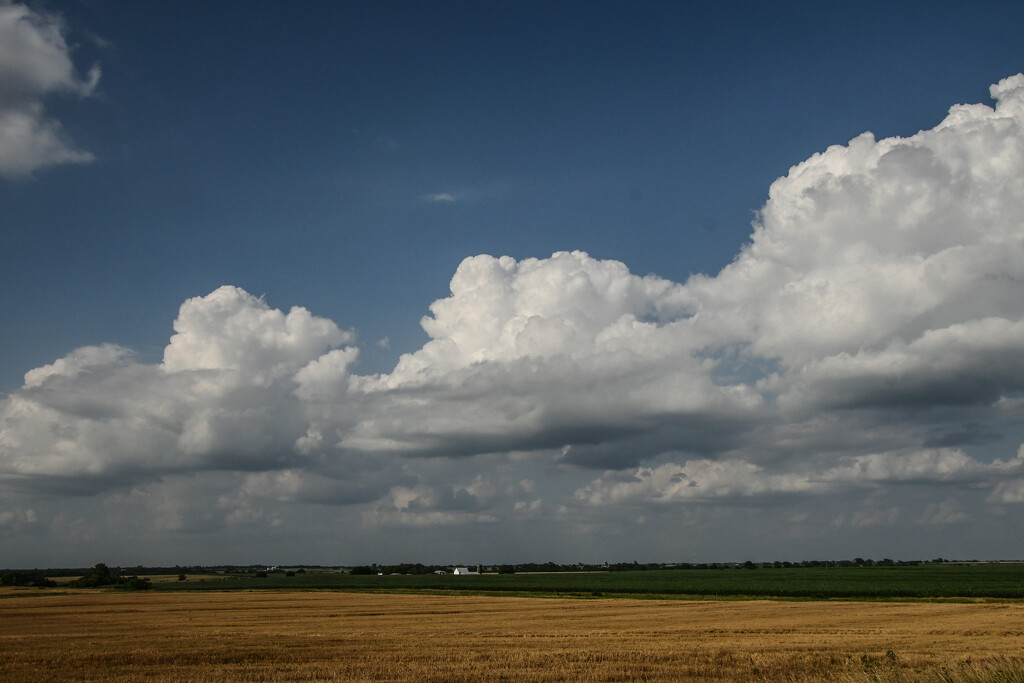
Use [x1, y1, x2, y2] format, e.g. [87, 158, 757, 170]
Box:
[0, 1, 98, 178]
[3, 75, 1024, 558]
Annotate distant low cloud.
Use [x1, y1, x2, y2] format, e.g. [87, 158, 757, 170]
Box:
[3, 74, 1024, 561]
[0, 1, 99, 178]
[576, 446, 1024, 507]
[423, 192, 456, 202]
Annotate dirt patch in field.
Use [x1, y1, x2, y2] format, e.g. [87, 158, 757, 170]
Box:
[1, 592, 1022, 681]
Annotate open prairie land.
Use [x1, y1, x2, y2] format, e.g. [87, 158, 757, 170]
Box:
[1, 591, 1023, 681]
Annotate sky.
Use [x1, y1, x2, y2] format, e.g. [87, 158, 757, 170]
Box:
[2, 1, 1024, 568]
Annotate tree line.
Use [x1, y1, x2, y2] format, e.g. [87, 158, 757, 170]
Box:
[2, 557, 968, 587]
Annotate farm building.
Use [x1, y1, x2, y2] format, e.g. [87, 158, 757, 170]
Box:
[452, 567, 479, 575]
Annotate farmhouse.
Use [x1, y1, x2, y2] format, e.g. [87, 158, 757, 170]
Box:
[452, 567, 479, 575]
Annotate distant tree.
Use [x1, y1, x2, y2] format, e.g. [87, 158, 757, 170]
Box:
[68, 563, 151, 590]
[70, 563, 117, 588]
[349, 566, 375, 575]
[1, 570, 56, 587]
[119, 576, 152, 591]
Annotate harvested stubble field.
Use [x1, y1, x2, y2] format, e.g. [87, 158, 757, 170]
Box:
[1, 590, 1023, 682]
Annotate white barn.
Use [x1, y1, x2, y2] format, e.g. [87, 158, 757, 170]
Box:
[452, 567, 479, 575]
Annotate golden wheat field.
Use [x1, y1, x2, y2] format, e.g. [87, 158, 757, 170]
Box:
[1, 590, 1023, 682]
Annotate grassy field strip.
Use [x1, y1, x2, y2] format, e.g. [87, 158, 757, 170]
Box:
[1, 591, 1023, 681]
[150, 563, 1024, 599]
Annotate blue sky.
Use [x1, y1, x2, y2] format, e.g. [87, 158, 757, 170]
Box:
[6, 1, 1021, 385]
[2, 1, 1024, 567]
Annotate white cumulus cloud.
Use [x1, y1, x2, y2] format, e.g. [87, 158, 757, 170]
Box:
[3, 74, 1024, 551]
[0, 287, 357, 491]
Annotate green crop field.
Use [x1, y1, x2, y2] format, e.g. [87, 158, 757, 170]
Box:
[155, 563, 1024, 600]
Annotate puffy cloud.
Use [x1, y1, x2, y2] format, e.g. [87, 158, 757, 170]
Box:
[686, 74, 1024, 375]
[23, 343, 129, 388]
[3, 74, 1024, 555]
[373, 251, 691, 379]
[818, 447, 1024, 485]
[986, 444, 1024, 505]
[0, 287, 355, 492]
[359, 473, 541, 528]
[989, 479, 1024, 504]
[575, 446, 1024, 510]
[0, 1, 99, 177]
[363, 483, 500, 527]
[575, 460, 822, 506]
[918, 499, 973, 525]
[163, 286, 351, 378]
[343, 251, 754, 457]
[333, 75, 1024, 461]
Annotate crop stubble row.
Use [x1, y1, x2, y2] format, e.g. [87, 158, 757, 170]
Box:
[1, 590, 1023, 681]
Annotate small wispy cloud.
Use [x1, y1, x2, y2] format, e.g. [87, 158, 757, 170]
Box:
[423, 192, 456, 203]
